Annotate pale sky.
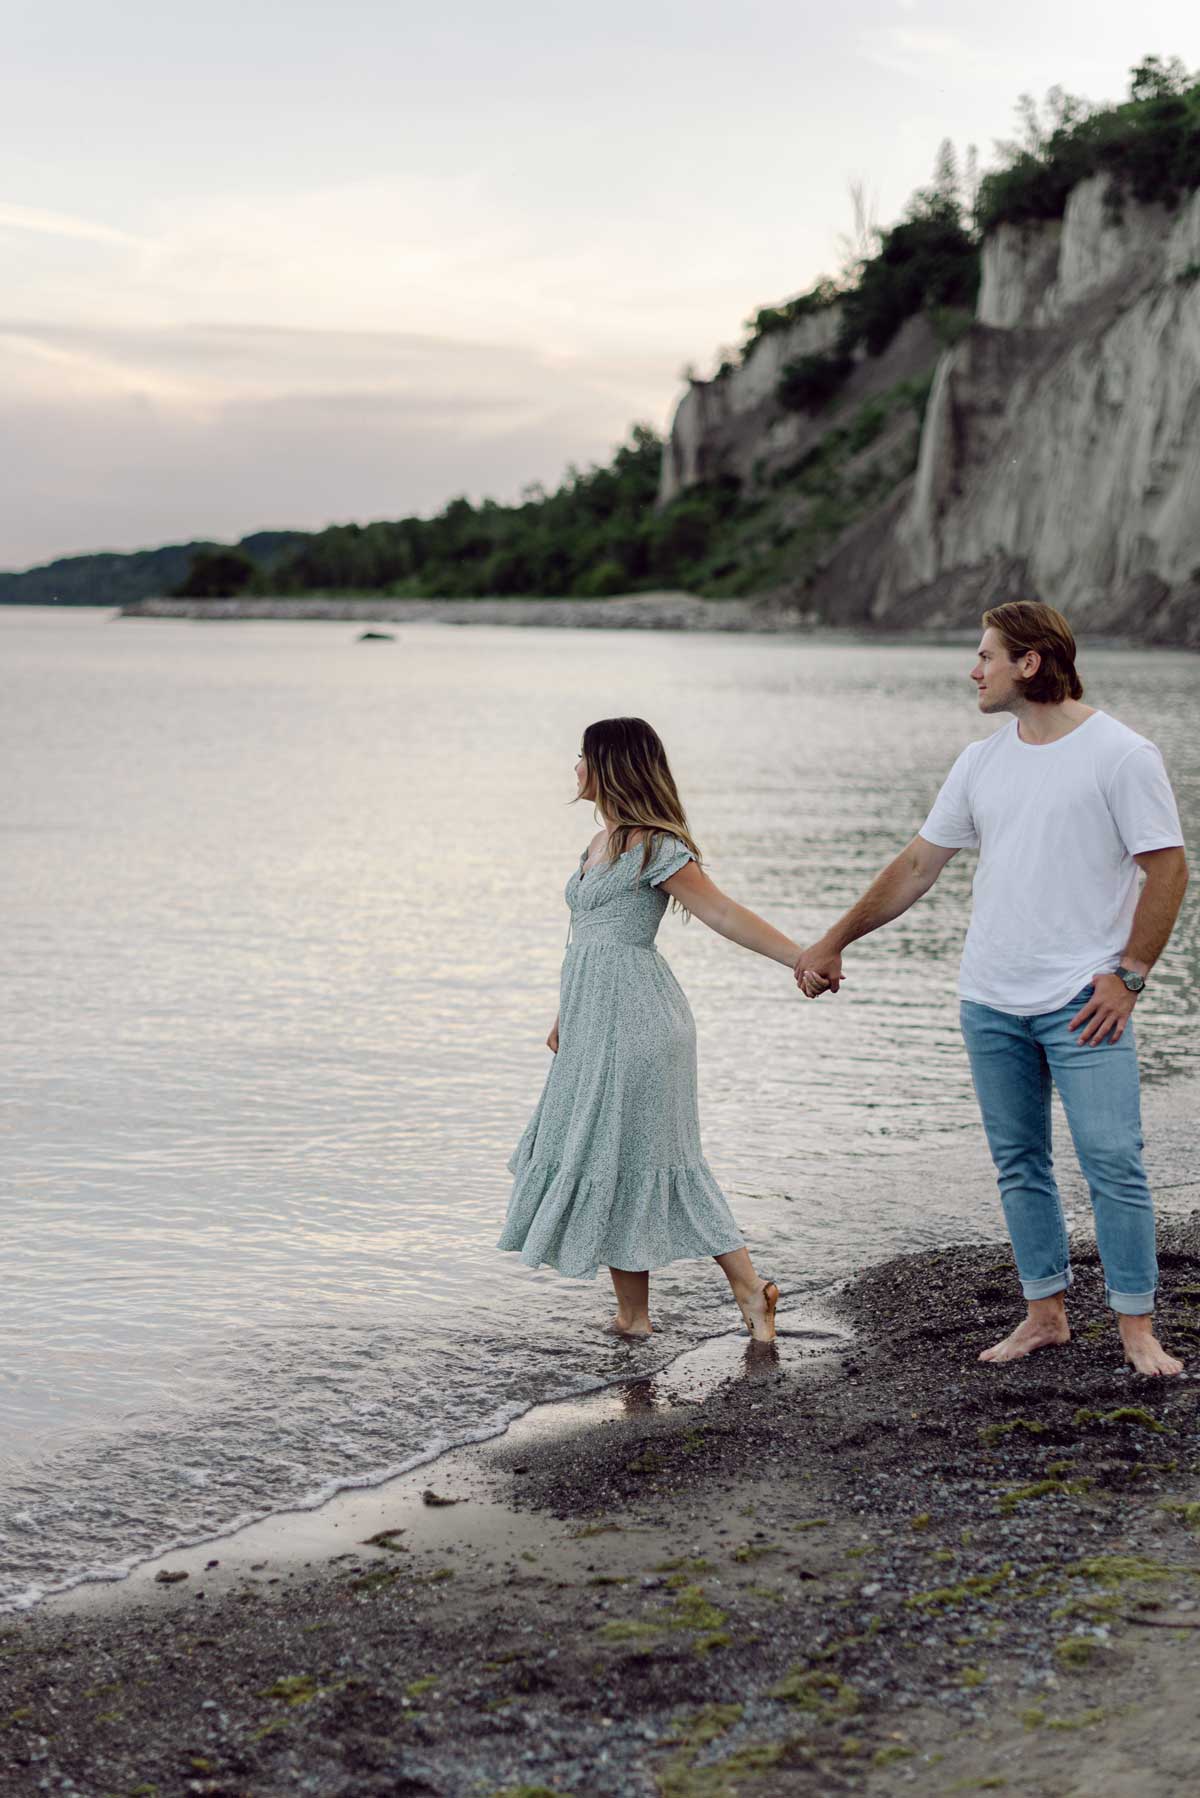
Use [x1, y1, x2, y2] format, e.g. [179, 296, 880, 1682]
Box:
[3, 0, 1197, 568]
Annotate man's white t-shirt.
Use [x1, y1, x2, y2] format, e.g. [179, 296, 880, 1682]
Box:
[920, 711, 1184, 1015]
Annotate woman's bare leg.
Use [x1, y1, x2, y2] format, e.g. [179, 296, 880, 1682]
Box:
[607, 1267, 653, 1336]
[715, 1246, 778, 1342]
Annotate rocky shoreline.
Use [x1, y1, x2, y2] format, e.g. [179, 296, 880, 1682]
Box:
[109, 595, 1200, 648]
[5, 1222, 1200, 1796]
[117, 592, 815, 631]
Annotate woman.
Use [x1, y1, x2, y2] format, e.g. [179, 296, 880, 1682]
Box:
[498, 716, 803, 1342]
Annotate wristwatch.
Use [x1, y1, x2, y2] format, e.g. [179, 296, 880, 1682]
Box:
[1114, 965, 1146, 993]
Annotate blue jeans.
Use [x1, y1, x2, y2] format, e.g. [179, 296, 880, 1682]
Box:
[960, 987, 1157, 1315]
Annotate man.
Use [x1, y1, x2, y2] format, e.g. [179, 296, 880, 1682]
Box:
[796, 601, 1189, 1375]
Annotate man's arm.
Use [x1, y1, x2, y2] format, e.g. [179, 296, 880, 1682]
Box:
[1121, 846, 1190, 975]
[796, 835, 960, 995]
[1070, 846, 1189, 1045]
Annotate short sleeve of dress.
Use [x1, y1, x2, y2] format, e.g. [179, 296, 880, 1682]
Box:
[642, 833, 695, 887]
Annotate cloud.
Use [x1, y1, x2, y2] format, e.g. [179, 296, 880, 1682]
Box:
[0, 328, 208, 411]
[860, 25, 977, 80]
[0, 201, 144, 248]
[15, 165, 823, 365]
[0, 322, 678, 568]
[0, 157, 829, 567]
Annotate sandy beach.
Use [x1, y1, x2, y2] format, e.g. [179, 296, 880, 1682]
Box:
[5, 1220, 1200, 1797]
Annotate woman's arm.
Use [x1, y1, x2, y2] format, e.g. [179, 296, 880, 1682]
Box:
[660, 861, 800, 968]
[547, 1014, 560, 1053]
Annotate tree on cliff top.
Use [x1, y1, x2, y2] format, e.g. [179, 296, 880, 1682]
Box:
[978, 57, 1200, 229]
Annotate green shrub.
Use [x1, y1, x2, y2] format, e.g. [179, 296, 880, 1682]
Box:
[838, 206, 980, 357]
[845, 401, 888, 453]
[573, 559, 628, 598]
[742, 278, 841, 359]
[777, 351, 855, 412]
[930, 305, 975, 346]
[479, 547, 537, 595]
[647, 498, 717, 574]
[173, 549, 257, 598]
[977, 60, 1200, 231]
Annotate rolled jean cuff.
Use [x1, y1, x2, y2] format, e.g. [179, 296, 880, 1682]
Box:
[1107, 1286, 1157, 1317]
[1020, 1267, 1073, 1302]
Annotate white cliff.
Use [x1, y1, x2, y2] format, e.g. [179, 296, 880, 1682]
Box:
[659, 306, 844, 502]
[874, 177, 1200, 633]
[661, 175, 1200, 643]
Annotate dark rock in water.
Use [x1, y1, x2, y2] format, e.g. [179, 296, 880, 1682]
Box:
[358, 629, 395, 642]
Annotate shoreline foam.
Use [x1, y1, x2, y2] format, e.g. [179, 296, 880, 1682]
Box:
[18, 1320, 849, 1622]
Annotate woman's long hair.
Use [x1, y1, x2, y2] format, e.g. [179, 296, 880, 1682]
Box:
[578, 718, 702, 883]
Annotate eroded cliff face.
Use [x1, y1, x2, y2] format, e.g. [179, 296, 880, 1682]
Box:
[877, 177, 1200, 639]
[663, 176, 1200, 643]
[657, 309, 942, 599]
[659, 306, 845, 502]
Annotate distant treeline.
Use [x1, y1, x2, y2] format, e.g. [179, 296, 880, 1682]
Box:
[175, 427, 759, 601]
[0, 533, 306, 607]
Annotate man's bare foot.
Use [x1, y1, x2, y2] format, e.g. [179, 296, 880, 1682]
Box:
[979, 1300, 1070, 1364]
[1119, 1315, 1183, 1377]
[735, 1281, 779, 1344]
[606, 1315, 653, 1338]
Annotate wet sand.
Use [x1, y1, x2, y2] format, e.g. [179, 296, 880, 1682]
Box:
[4, 1223, 1200, 1797]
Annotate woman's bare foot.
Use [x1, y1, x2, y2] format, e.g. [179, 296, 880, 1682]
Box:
[736, 1281, 779, 1344]
[979, 1296, 1070, 1364]
[606, 1314, 653, 1338]
[606, 1268, 652, 1337]
[1119, 1314, 1183, 1377]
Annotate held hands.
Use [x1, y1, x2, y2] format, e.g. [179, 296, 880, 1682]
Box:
[1069, 974, 1137, 1046]
[794, 941, 845, 1000]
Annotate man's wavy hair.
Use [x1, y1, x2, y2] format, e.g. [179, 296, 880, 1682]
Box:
[577, 717, 701, 906]
[983, 600, 1084, 704]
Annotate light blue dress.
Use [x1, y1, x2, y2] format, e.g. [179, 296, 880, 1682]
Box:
[498, 832, 746, 1279]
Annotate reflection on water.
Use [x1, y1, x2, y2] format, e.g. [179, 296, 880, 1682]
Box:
[618, 1335, 801, 1412]
[0, 609, 1196, 1610]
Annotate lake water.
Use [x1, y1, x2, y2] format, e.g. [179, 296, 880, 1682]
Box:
[2, 607, 1197, 1612]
